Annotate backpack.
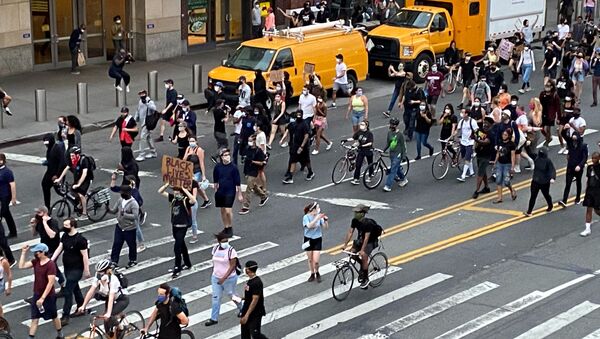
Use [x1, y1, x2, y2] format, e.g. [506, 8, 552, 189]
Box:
[213, 245, 242, 275]
[144, 104, 161, 130]
[81, 155, 96, 181]
[169, 287, 189, 321]
[458, 119, 476, 140]
[111, 268, 129, 289]
[473, 82, 487, 102]
[363, 218, 384, 243]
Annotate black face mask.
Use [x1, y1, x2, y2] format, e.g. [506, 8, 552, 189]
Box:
[120, 193, 131, 200]
[140, 96, 147, 102]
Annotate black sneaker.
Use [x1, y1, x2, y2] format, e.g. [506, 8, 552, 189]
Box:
[480, 187, 491, 194]
[307, 273, 315, 282]
[24, 296, 33, 304]
[259, 196, 269, 206]
[316, 272, 322, 283]
[306, 172, 315, 181]
[126, 261, 138, 268]
[472, 191, 479, 199]
[223, 227, 233, 237]
[155, 135, 164, 142]
[360, 277, 370, 289]
[558, 200, 567, 208]
[282, 177, 294, 184]
[200, 200, 212, 208]
[205, 319, 218, 326]
[171, 270, 182, 279]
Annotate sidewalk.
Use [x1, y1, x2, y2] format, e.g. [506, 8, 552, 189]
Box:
[0, 45, 236, 146]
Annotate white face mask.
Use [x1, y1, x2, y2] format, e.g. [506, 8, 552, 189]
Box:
[465, 57, 471, 62]
[356, 90, 363, 96]
[431, 66, 438, 72]
[336, 58, 341, 63]
[164, 84, 170, 89]
[444, 108, 451, 113]
[116, 20, 121, 24]
[302, 90, 308, 95]
[511, 100, 517, 106]
[473, 102, 480, 107]
[214, 86, 221, 91]
[359, 125, 367, 131]
[220, 242, 230, 249]
[419, 105, 427, 111]
[253, 125, 258, 131]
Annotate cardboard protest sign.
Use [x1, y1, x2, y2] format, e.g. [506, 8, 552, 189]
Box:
[304, 62, 315, 75]
[161, 155, 194, 190]
[270, 70, 284, 82]
[497, 39, 514, 61]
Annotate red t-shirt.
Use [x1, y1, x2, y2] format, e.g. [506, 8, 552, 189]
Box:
[32, 258, 57, 295]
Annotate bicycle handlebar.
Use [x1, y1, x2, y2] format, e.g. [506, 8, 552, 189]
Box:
[342, 250, 362, 259]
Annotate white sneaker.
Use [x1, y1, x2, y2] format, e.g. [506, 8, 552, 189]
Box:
[145, 153, 157, 159]
[514, 166, 521, 173]
[312, 149, 319, 155]
[383, 186, 391, 192]
[280, 142, 288, 148]
[525, 87, 532, 92]
[137, 244, 146, 253]
[135, 155, 145, 162]
[518, 89, 525, 94]
[350, 179, 360, 185]
[558, 147, 566, 154]
[563, 149, 569, 155]
[326, 142, 333, 151]
[399, 178, 408, 187]
[457, 177, 466, 182]
[126, 85, 130, 93]
[116, 85, 123, 91]
[580, 229, 591, 237]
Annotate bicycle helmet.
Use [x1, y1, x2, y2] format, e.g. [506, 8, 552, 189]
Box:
[389, 118, 400, 126]
[69, 146, 81, 155]
[95, 259, 111, 272]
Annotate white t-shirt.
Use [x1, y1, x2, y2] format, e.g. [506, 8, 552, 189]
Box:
[569, 116, 586, 135]
[233, 110, 244, 134]
[558, 24, 570, 40]
[299, 93, 317, 119]
[335, 62, 348, 84]
[238, 84, 251, 107]
[516, 114, 529, 127]
[256, 131, 267, 152]
[94, 273, 127, 297]
[459, 118, 478, 146]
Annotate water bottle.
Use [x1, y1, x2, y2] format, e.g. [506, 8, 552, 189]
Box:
[38, 304, 45, 314]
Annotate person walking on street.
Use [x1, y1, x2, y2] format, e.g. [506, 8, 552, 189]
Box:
[312, 96, 332, 154]
[383, 118, 408, 192]
[591, 48, 600, 107]
[0, 248, 13, 317]
[350, 120, 374, 185]
[205, 232, 243, 327]
[302, 202, 328, 283]
[109, 48, 133, 92]
[570, 52, 589, 102]
[383, 63, 406, 117]
[213, 149, 243, 236]
[455, 111, 478, 182]
[0, 153, 17, 238]
[158, 184, 195, 278]
[178, 100, 197, 136]
[299, 86, 317, 124]
[66, 115, 82, 151]
[517, 44, 536, 93]
[581, 152, 600, 236]
[157, 79, 178, 142]
[142, 284, 189, 339]
[29, 206, 64, 290]
[425, 64, 443, 117]
[50, 218, 90, 327]
[239, 135, 269, 215]
[135, 90, 158, 161]
[472, 117, 495, 198]
[524, 147, 556, 216]
[213, 99, 230, 155]
[240, 260, 267, 339]
[402, 79, 425, 141]
[559, 131, 588, 207]
[19, 243, 65, 339]
[110, 16, 125, 51]
[268, 94, 288, 149]
[346, 87, 368, 133]
[108, 185, 139, 268]
[414, 102, 434, 160]
[68, 25, 85, 74]
[493, 128, 518, 203]
[109, 107, 138, 148]
[111, 174, 147, 250]
[282, 110, 315, 184]
[331, 54, 350, 108]
[42, 133, 66, 209]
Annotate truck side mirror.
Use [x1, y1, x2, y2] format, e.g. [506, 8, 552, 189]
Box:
[221, 59, 227, 66]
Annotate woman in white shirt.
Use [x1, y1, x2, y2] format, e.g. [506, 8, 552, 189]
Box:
[557, 18, 570, 40]
[0, 250, 12, 317]
[517, 45, 536, 93]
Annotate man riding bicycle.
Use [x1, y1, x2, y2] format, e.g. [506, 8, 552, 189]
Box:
[54, 146, 94, 220]
[342, 204, 380, 289]
[142, 283, 189, 339]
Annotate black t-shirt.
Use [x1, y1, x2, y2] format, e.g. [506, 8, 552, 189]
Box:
[243, 147, 266, 177]
[351, 218, 376, 244]
[460, 60, 475, 80]
[300, 8, 315, 26]
[497, 140, 516, 164]
[61, 232, 88, 271]
[241, 276, 266, 320]
[168, 194, 193, 226]
[393, 75, 406, 89]
[403, 88, 424, 110]
[72, 156, 92, 182]
[440, 114, 458, 139]
[544, 50, 557, 68]
[415, 111, 433, 133]
[288, 120, 309, 151]
[556, 79, 573, 99]
[165, 88, 178, 112]
[470, 107, 484, 121]
[35, 217, 60, 254]
[156, 301, 182, 338]
[353, 130, 373, 149]
[213, 108, 226, 133]
[587, 165, 600, 189]
[474, 129, 494, 158]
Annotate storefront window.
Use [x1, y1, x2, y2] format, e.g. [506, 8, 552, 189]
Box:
[188, 0, 208, 46]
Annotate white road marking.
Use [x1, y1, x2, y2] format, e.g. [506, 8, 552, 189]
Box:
[99, 168, 156, 178]
[435, 273, 596, 339]
[582, 328, 600, 338]
[536, 128, 598, 148]
[358, 281, 499, 339]
[22, 241, 277, 326]
[207, 266, 402, 339]
[282, 273, 453, 339]
[514, 301, 600, 339]
[273, 192, 392, 210]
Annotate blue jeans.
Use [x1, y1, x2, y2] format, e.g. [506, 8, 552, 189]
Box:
[495, 163, 512, 187]
[351, 110, 365, 126]
[387, 87, 401, 112]
[110, 225, 137, 264]
[385, 154, 406, 188]
[415, 131, 433, 157]
[136, 223, 144, 243]
[522, 64, 533, 84]
[210, 274, 242, 321]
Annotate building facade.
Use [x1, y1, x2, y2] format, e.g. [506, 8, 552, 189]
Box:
[0, 0, 251, 76]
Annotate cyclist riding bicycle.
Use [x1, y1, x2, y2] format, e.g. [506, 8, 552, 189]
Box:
[142, 283, 189, 339]
[54, 146, 95, 220]
[342, 204, 380, 289]
[78, 259, 129, 339]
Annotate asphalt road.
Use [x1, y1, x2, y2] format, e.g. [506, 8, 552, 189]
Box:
[3, 61, 600, 339]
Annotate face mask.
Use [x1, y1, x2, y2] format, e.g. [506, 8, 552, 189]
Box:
[444, 108, 451, 114]
[511, 100, 517, 106]
[473, 102, 480, 107]
[116, 20, 121, 24]
[302, 90, 308, 95]
[465, 57, 471, 62]
[336, 58, 341, 63]
[178, 127, 185, 131]
[214, 86, 221, 91]
[140, 96, 147, 102]
[164, 84, 170, 89]
[253, 125, 258, 132]
[62, 225, 71, 232]
[156, 295, 167, 303]
[356, 90, 363, 96]
[120, 193, 130, 200]
[81, 29, 85, 33]
[255, 4, 259, 8]
[289, 117, 296, 123]
[354, 212, 364, 220]
[359, 124, 367, 131]
[254, 110, 259, 115]
[220, 242, 230, 249]
[189, 142, 197, 148]
[431, 66, 438, 72]
[317, 98, 323, 103]
[419, 105, 426, 111]
[276, 86, 282, 91]
[58, 121, 65, 128]
[524, 47, 529, 51]
[183, 107, 190, 112]
[545, 87, 551, 92]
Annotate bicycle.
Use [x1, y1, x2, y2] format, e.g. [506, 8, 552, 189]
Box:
[443, 66, 462, 95]
[75, 311, 145, 339]
[362, 148, 410, 190]
[51, 181, 112, 222]
[140, 318, 195, 339]
[331, 140, 358, 184]
[331, 246, 389, 301]
[431, 139, 462, 180]
[0, 316, 12, 339]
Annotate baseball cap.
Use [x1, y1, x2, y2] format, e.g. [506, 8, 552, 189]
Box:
[30, 243, 49, 253]
[215, 82, 224, 87]
[352, 204, 370, 213]
[164, 79, 174, 84]
[181, 99, 190, 106]
[120, 106, 129, 113]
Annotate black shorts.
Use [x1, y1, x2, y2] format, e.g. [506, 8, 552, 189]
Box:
[31, 293, 58, 320]
[558, 116, 571, 125]
[289, 149, 310, 165]
[427, 95, 439, 105]
[215, 193, 235, 208]
[583, 189, 600, 208]
[476, 156, 490, 177]
[544, 67, 557, 78]
[303, 236, 322, 251]
[162, 110, 173, 121]
[463, 77, 473, 87]
[542, 117, 555, 127]
[73, 180, 91, 195]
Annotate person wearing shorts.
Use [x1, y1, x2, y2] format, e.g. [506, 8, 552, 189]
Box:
[346, 87, 368, 133]
[54, 146, 93, 220]
[456, 111, 478, 182]
[213, 148, 243, 237]
[332, 54, 350, 107]
[581, 152, 600, 236]
[157, 79, 178, 142]
[302, 202, 328, 283]
[342, 204, 379, 289]
[472, 117, 495, 199]
[493, 129, 517, 203]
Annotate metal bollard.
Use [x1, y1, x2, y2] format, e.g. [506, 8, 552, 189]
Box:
[35, 89, 47, 122]
[77, 83, 88, 114]
[192, 64, 202, 94]
[116, 81, 126, 108]
[148, 70, 158, 100]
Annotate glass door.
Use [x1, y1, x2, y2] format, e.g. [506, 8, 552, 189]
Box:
[83, 0, 105, 61]
[217, 0, 242, 42]
[31, 0, 53, 66]
[32, 0, 76, 67]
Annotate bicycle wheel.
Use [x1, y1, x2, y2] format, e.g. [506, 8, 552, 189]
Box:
[75, 328, 104, 339]
[331, 157, 349, 184]
[401, 155, 410, 177]
[362, 162, 384, 189]
[368, 252, 389, 288]
[0, 333, 13, 339]
[331, 265, 354, 301]
[181, 329, 196, 339]
[50, 199, 71, 219]
[432, 152, 450, 180]
[121, 310, 145, 338]
[0, 317, 10, 333]
[86, 194, 108, 222]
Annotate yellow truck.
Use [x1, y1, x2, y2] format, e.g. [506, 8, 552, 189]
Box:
[367, 0, 547, 82]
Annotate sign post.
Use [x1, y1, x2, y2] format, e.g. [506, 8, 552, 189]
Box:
[161, 155, 194, 190]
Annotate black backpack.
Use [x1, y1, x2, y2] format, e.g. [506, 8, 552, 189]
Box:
[81, 155, 96, 181]
[169, 287, 189, 320]
[144, 104, 161, 130]
[109, 268, 129, 289]
[364, 218, 384, 242]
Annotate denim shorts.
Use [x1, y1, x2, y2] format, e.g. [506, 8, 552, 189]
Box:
[352, 110, 365, 125]
[495, 163, 512, 186]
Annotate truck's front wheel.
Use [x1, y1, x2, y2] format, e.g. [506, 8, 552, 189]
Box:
[413, 53, 433, 83]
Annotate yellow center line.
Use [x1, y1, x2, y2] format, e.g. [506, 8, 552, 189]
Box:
[462, 205, 524, 216]
[388, 196, 580, 266]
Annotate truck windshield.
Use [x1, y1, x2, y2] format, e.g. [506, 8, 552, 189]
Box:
[387, 10, 432, 29]
[223, 46, 276, 72]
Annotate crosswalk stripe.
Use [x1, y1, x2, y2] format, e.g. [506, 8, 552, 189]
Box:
[582, 328, 600, 338]
[282, 272, 453, 339]
[514, 301, 600, 339]
[138, 253, 307, 319]
[435, 274, 596, 339]
[207, 266, 403, 339]
[21, 242, 278, 326]
[357, 281, 499, 339]
[536, 128, 598, 148]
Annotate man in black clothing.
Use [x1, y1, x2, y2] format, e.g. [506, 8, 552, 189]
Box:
[315, 1, 330, 23]
[485, 63, 504, 98]
[342, 204, 379, 289]
[157, 79, 178, 142]
[213, 99, 230, 159]
[299, 1, 315, 26]
[68, 25, 85, 74]
[143, 283, 189, 339]
[42, 133, 66, 209]
[282, 110, 314, 184]
[240, 260, 267, 339]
